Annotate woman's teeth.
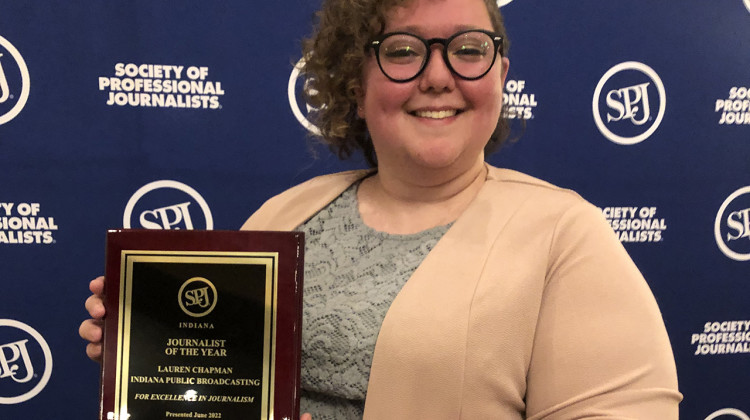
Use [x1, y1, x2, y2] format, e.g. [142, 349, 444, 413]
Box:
[414, 109, 458, 119]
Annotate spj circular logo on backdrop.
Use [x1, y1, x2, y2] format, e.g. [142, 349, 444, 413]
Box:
[0, 36, 30, 126]
[123, 180, 213, 230]
[497, 0, 513, 6]
[288, 57, 322, 136]
[714, 186, 750, 261]
[705, 408, 750, 420]
[593, 61, 666, 145]
[0, 319, 53, 404]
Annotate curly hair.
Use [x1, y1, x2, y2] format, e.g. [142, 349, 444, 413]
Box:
[301, 0, 510, 167]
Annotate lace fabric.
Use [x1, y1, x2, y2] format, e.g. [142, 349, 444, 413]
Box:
[297, 182, 450, 419]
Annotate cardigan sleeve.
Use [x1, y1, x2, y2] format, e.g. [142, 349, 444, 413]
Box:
[524, 201, 682, 419]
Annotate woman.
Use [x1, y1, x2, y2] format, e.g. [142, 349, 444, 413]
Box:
[81, 0, 682, 418]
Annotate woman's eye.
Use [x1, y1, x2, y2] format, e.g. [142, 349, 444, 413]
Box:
[385, 46, 420, 58]
[453, 46, 486, 56]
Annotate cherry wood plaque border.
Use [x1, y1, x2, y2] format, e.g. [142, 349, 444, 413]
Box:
[100, 229, 303, 420]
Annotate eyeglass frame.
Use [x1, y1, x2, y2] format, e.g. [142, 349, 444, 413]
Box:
[367, 29, 504, 83]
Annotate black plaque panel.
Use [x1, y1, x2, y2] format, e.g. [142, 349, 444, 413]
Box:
[100, 230, 303, 420]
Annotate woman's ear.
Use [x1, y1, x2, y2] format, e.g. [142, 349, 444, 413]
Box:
[500, 57, 510, 86]
[354, 87, 366, 119]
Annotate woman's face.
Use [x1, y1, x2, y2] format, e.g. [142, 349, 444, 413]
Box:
[359, 0, 509, 176]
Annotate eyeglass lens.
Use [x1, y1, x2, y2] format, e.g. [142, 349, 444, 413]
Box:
[378, 31, 497, 81]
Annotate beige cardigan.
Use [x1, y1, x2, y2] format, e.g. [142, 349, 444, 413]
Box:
[241, 165, 682, 419]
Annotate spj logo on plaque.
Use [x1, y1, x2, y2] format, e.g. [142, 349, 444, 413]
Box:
[288, 57, 322, 135]
[0, 319, 53, 404]
[592, 61, 666, 145]
[179, 277, 218, 317]
[0, 36, 30, 126]
[715, 186, 750, 261]
[123, 180, 213, 230]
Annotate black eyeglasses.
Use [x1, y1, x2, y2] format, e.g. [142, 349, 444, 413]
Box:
[368, 29, 504, 83]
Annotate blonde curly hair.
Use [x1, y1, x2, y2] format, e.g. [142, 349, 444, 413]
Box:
[301, 0, 510, 166]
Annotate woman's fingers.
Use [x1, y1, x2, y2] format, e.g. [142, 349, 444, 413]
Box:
[90, 276, 105, 296]
[86, 342, 103, 362]
[78, 319, 102, 342]
[82, 276, 107, 363]
[85, 294, 105, 319]
[79, 318, 104, 362]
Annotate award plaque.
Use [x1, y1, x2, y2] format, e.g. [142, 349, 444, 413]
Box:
[100, 230, 304, 420]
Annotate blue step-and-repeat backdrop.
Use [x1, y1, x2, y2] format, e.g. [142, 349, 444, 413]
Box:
[0, 1, 748, 418]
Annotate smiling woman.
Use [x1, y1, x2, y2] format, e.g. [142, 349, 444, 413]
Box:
[241, 0, 681, 418]
[81, 0, 683, 418]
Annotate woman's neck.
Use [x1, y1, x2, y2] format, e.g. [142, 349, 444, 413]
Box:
[357, 159, 487, 234]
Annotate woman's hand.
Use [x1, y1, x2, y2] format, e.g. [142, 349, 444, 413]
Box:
[78, 276, 106, 362]
[300, 413, 312, 420]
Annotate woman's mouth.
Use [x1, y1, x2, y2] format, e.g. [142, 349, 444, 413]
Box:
[411, 109, 462, 119]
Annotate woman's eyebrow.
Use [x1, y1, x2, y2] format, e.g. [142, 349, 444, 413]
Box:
[387, 24, 483, 35]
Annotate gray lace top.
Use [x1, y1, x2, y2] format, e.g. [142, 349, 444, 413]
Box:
[297, 181, 451, 420]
